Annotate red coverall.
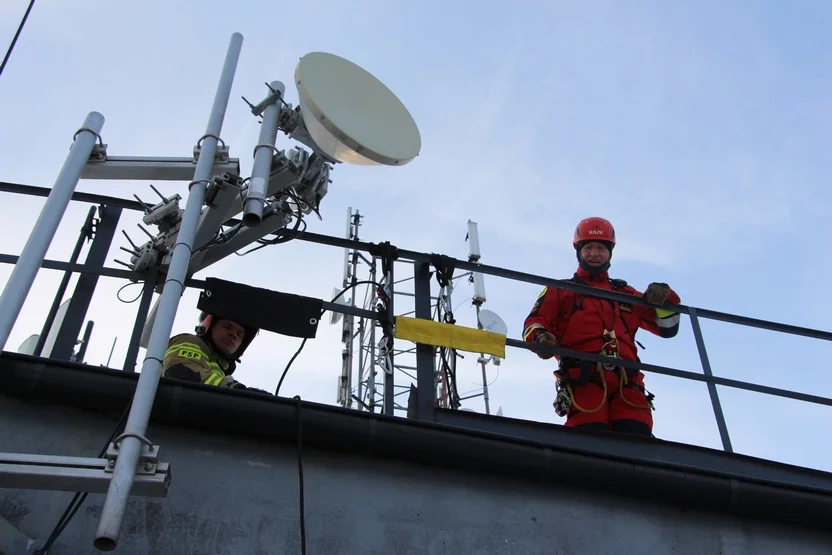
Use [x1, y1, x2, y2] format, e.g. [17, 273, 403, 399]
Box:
[523, 266, 681, 433]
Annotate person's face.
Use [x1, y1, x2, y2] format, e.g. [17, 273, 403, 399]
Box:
[580, 242, 611, 267]
[211, 319, 245, 357]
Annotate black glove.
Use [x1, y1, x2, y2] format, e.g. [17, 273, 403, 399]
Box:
[535, 331, 557, 359]
[644, 282, 671, 305]
[247, 387, 273, 395]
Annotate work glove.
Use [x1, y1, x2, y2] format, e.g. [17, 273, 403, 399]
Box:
[644, 282, 671, 306]
[231, 382, 272, 395]
[247, 387, 273, 395]
[535, 331, 558, 359]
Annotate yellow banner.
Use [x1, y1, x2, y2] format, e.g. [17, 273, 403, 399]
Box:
[394, 316, 506, 358]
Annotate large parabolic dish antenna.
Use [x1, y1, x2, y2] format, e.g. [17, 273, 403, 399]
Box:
[294, 52, 422, 166]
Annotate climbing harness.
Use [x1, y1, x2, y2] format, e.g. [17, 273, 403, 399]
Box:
[552, 328, 655, 416]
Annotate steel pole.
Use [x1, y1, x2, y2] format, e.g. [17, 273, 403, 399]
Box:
[475, 304, 492, 415]
[688, 307, 733, 453]
[413, 261, 436, 420]
[0, 112, 104, 351]
[243, 81, 284, 226]
[93, 32, 243, 551]
[33, 205, 96, 357]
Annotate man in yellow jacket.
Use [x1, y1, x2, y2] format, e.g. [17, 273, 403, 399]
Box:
[162, 311, 268, 393]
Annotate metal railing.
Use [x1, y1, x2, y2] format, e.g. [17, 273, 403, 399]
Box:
[3, 178, 832, 453]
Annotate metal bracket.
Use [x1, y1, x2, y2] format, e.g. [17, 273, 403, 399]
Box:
[88, 142, 108, 162]
[194, 143, 230, 164]
[105, 439, 159, 476]
[0, 451, 170, 497]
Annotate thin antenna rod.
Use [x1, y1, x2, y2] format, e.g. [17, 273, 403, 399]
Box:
[0, 0, 36, 78]
[105, 336, 117, 367]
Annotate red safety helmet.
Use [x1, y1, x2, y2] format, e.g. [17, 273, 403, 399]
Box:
[195, 311, 259, 365]
[573, 217, 616, 249]
[573, 217, 615, 273]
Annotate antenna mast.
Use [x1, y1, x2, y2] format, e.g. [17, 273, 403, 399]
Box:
[332, 215, 500, 415]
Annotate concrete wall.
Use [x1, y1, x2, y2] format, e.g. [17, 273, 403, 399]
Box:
[2, 398, 831, 555]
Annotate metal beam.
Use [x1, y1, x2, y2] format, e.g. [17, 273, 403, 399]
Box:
[0, 181, 145, 212]
[51, 205, 122, 361]
[506, 337, 832, 407]
[689, 307, 733, 452]
[0, 452, 170, 497]
[413, 260, 436, 420]
[80, 156, 240, 182]
[383, 262, 395, 416]
[191, 162, 299, 273]
[261, 229, 832, 343]
[33, 206, 96, 357]
[3, 181, 828, 344]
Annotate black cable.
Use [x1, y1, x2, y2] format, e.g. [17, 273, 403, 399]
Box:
[274, 280, 383, 397]
[275, 338, 307, 396]
[293, 395, 307, 555]
[0, 0, 35, 79]
[37, 401, 132, 554]
[116, 281, 143, 303]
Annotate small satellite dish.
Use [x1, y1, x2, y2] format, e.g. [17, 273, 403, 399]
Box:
[477, 309, 508, 336]
[329, 287, 350, 325]
[294, 52, 421, 166]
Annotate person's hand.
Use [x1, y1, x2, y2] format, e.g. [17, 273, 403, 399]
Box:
[644, 282, 671, 305]
[535, 332, 557, 359]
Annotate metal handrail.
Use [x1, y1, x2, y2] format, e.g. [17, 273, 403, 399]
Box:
[2, 179, 831, 455]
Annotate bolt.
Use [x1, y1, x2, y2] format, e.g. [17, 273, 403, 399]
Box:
[108, 460, 115, 468]
[144, 462, 153, 471]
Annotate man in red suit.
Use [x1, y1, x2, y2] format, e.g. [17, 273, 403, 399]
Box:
[522, 217, 681, 437]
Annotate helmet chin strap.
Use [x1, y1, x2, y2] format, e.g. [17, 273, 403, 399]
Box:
[576, 249, 612, 274]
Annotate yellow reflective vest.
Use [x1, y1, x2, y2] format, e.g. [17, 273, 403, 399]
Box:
[161, 333, 243, 388]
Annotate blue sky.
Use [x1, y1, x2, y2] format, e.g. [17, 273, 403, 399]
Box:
[1, 1, 830, 472]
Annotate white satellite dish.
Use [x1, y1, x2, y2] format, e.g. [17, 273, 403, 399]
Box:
[477, 309, 508, 336]
[294, 52, 421, 166]
[329, 287, 350, 325]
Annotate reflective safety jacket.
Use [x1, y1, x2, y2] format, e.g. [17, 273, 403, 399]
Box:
[161, 333, 245, 388]
[522, 267, 681, 363]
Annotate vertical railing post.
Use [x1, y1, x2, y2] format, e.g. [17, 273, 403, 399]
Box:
[688, 307, 733, 453]
[368, 257, 378, 411]
[51, 204, 122, 361]
[0, 111, 105, 351]
[33, 205, 96, 357]
[382, 260, 396, 415]
[413, 260, 436, 420]
[93, 32, 243, 551]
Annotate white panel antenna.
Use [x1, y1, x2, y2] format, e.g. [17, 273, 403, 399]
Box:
[467, 221, 486, 304]
[42, 299, 71, 357]
[17, 334, 39, 355]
